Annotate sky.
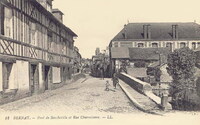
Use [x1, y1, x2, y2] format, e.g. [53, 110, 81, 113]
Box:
[52, 0, 200, 59]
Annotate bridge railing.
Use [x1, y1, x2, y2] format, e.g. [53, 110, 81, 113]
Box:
[118, 72, 152, 94]
[118, 72, 172, 110]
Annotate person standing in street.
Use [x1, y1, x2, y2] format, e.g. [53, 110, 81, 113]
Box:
[112, 72, 119, 89]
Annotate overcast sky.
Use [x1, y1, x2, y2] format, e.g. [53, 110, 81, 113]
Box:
[53, 0, 200, 58]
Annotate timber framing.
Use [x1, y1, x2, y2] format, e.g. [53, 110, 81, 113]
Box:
[0, 0, 77, 65]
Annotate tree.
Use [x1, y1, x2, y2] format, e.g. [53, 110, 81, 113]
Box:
[167, 47, 196, 109]
[196, 77, 200, 97]
[134, 61, 146, 68]
[154, 67, 162, 82]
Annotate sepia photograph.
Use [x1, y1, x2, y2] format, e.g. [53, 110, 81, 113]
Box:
[0, 0, 200, 125]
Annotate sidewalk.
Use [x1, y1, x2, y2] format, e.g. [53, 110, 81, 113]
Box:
[0, 78, 85, 112]
[118, 79, 161, 114]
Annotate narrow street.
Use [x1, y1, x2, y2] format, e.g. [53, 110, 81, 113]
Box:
[0, 75, 142, 115]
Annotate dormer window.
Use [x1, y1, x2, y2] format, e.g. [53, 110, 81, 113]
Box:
[36, 0, 53, 12]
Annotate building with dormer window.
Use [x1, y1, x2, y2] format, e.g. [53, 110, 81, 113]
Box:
[109, 22, 200, 76]
[0, 0, 77, 104]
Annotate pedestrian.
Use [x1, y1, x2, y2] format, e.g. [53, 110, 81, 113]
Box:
[99, 64, 104, 80]
[112, 72, 119, 89]
[105, 80, 110, 91]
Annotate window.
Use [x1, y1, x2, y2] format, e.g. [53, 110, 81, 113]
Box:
[0, 4, 4, 35]
[192, 42, 196, 50]
[180, 42, 186, 48]
[47, 31, 53, 49]
[4, 6, 13, 38]
[30, 22, 37, 46]
[138, 43, 144, 48]
[166, 42, 172, 51]
[121, 42, 132, 47]
[112, 42, 118, 47]
[152, 43, 158, 48]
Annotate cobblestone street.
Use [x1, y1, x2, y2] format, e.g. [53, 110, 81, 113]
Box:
[0, 75, 142, 115]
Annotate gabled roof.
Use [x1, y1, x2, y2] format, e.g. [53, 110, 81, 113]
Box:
[127, 68, 147, 78]
[31, 0, 77, 37]
[112, 22, 200, 41]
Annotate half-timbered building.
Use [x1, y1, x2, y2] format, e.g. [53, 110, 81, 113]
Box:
[0, 0, 77, 104]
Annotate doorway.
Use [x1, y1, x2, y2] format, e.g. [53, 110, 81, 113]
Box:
[44, 66, 51, 90]
[30, 64, 39, 94]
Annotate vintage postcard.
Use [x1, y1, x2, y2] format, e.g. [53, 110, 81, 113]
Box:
[0, 0, 200, 125]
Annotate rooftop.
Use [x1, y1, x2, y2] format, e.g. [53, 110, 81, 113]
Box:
[112, 22, 200, 41]
[111, 47, 170, 61]
[52, 8, 64, 15]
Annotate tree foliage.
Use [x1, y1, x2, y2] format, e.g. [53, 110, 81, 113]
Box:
[134, 61, 146, 68]
[167, 47, 196, 102]
[155, 67, 162, 82]
[196, 77, 200, 97]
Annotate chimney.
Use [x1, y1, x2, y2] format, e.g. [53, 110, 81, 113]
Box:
[37, 0, 53, 12]
[52, 9, 64, 23]
[172, 25, 178, 39]
[143, 24, 151, 39]
[143, 25, 148, 39]
[147, 24, 151, 39]
[123, 24, 127, 39]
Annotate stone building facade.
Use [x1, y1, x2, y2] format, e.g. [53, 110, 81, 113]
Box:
[109, 22, 200, 76]
[111, 23, 200, 51]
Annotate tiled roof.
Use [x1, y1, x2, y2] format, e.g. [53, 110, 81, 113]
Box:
[127, 68, 147, 78]
[129, 47, 170, 61]
[32, 0, 77, 37]
[110, 47, 170, 61]
[112, 22, 200, 41]
[111, 47, 130, 59]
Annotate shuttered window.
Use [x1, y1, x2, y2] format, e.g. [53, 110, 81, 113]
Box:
[4, 6, 13, 38]
[0, 6, 13, 37]
[30, 21, 37, 46]
[0, 4, 4, 35]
